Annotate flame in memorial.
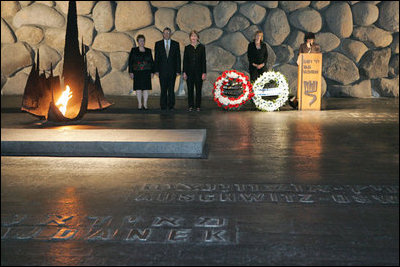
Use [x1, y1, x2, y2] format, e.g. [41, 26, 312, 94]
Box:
[20, 1, 112, 122]
[56, 85, 73, 116]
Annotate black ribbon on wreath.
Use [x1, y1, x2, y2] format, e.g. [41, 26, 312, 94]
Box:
[222, 81, 243, 98]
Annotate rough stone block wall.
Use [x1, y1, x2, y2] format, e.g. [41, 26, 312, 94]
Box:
[1, 1, 399, 97]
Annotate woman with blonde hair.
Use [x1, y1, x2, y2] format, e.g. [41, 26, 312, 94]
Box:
[183, 30, 207, 111]
[247, 30, 268, 82]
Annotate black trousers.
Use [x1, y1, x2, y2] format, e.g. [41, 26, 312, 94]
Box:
[249, 66, 267, 82]
[159, 74, 176, 109]
[187, 77, 203, 108]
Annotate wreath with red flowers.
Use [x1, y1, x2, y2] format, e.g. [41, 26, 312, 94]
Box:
[213, 70, 254, 110]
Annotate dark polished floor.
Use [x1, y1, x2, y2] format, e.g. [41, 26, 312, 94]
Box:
[1, 96, 399, 266]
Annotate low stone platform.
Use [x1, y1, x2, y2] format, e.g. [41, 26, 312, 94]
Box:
[1, 128, 207, 158]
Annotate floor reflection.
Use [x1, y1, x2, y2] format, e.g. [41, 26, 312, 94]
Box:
[52, 187, 83, 215]
[290, 117, 323, 182]
[251, 113, 291, 175]
[46, 186, 86, 265]
[211, 112, 254, 154]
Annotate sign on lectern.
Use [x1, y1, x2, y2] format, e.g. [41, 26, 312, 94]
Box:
[297, 53, 323, 110]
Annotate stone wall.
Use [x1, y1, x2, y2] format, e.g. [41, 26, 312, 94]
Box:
[1, 1, 399, 97]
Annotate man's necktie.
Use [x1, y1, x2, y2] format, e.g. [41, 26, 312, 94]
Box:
[166, 41, 169, 58]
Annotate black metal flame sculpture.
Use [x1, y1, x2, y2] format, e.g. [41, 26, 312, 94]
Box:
[21, 1, 112, 122]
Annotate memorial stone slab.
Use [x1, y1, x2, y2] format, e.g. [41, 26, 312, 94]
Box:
[1, 129, 207, 158]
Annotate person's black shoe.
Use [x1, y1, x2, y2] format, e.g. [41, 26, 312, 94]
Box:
[138, 107, 143, 110]
[288, 98, 298, 110]
[143, 107, 148, 110]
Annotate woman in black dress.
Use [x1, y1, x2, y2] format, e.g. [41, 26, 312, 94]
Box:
[183, 30, 207, 112]
[128, 34, 154, 110]
[247, 30, 268, 83]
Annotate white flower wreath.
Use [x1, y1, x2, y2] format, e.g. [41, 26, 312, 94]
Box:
[252, 71, 289, 112]
[213, 70, 253, 110]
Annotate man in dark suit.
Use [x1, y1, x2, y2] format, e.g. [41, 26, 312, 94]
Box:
[154, 27, 181, 110]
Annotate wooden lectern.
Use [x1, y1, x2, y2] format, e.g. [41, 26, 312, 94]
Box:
[297, 53, 323, 110]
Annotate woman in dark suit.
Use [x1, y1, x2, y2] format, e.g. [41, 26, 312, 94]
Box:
[183, 30, 206, 112]
[128, 34, 154, 110]
[247, 30, 268, 82]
